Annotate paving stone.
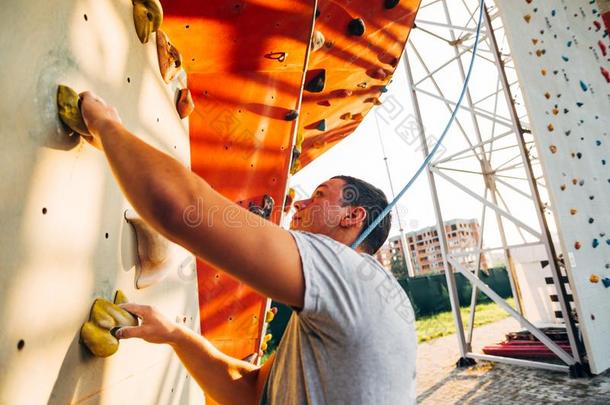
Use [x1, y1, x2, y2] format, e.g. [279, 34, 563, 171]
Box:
[416, 318, 610, 403]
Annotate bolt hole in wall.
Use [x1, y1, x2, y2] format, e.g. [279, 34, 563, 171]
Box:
[105, 232, 109, 239]
[83, 14, 88, 21]
[127, 77, 131, 83]
[17, 339, 25, 351]
[42, 207, 47, 215]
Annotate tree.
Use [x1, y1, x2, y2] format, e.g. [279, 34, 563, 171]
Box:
[390, 256, 410, 281]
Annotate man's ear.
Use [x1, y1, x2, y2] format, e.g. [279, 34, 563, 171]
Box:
[340, 206, 367, 228]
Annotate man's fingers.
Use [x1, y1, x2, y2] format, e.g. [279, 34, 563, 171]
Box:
[115, 325, 141, 339]
[79, 91, 103, 104]
[120, 303, 150, 318]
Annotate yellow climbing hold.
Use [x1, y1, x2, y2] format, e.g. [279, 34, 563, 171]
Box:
[132, 0, 163, 44]
[265, 309, 275, 323]
[57, 85, 89, 136]
[590, 274, 600, 283]
[80, 290, 138, 358]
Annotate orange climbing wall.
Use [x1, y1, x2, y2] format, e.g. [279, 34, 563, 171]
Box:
[162, 0, 315, 363]
[161, 0, 421, 377]
[297, 0, 421, 169]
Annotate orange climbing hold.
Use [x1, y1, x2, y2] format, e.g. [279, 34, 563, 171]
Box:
[156, 29, 182, 83]
[176, 88, 194, 119]
[601, 67, 610, 83]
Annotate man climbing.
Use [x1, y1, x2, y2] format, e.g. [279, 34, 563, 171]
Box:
[79, 91, 417, 404]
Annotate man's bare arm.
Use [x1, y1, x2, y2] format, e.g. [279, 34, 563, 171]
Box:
[80, 92, 304, 308]
[117, 304, 275, 405]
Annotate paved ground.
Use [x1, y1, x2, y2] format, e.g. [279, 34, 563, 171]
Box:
[416, 318, 610, 403]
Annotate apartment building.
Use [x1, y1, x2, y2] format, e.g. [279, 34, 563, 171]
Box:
[376, 218, 488, 276]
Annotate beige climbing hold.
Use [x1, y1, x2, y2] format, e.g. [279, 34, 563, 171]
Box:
[132, 0, 163, 44]
[125, 209, 170, 289]
[80, 290, 138, 357]
[549, 144, 557, 153]
[157, 29, 182, 83]
[552, 108, 559, 115]
[311, 30, 325, 52]
[177, 88, 195, 119]
[523, 14, 532, 23]
[570, 208, 577, 215]
[57, 85, 89, 136]
[547, 123, 554, 132]
[590, 274, 600, 283]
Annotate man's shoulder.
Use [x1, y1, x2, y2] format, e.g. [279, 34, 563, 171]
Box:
[288, 230, 356, 258]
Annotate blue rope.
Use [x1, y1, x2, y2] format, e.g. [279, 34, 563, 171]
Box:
[352, 0, 486, 250]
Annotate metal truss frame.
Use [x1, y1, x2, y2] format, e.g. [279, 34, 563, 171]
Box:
[402, 0, 585, 373]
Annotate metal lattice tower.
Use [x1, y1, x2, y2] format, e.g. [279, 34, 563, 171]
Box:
[402, 0, 584, 373]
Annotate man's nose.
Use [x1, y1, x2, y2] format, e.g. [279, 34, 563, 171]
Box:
[293, 198, 311, 211]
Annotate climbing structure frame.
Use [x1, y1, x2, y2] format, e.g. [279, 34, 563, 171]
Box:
[402, 0, 592, 373]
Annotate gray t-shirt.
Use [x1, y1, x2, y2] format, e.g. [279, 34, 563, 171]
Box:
[263, 231, 417, 404]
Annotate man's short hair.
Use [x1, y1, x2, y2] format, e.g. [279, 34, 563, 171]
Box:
[332, 175, 391, 254]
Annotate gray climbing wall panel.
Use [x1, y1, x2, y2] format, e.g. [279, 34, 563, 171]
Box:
[0, 0, 204, 403]
[496, 0, 610, 374]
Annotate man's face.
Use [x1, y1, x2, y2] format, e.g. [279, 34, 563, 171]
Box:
[289, 178, 349, 235]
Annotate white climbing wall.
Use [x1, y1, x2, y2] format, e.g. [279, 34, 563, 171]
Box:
[0, 1, 204, 403]
[496, 0, 610, 374]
